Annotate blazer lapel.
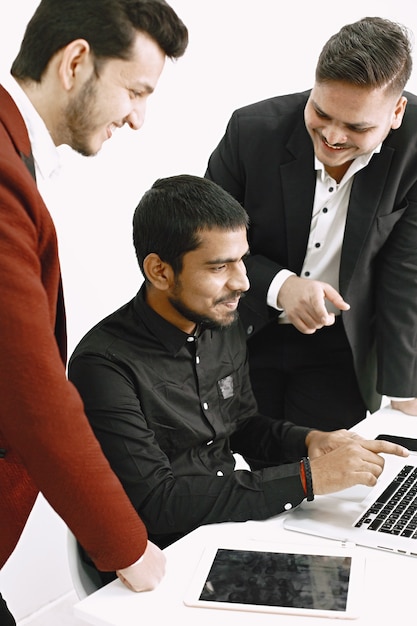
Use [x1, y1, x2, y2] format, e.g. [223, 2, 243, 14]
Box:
[280, 121, 316, 274]
[0, 85, 36, 181]
[277, 114, 395, 292]
[340, 146, 395, 293]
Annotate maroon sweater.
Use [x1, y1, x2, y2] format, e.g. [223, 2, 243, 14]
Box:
[0, 85, 146, 572]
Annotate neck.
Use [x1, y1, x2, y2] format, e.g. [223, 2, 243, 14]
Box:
[145, 286, 196, 335]
[17, 76, 63, 146]
[325, 161, 353, 183]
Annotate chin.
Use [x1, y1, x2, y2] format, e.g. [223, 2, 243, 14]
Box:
[87, 140, 104, 157]
[72, 144, 98, 158]
[219, 313, 239, 328]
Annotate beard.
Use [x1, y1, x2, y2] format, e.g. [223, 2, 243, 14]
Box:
[59, 74, 100, 157]
[168, 291, 244, 330]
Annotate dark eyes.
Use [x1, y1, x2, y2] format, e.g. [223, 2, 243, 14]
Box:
[314, 109, 371, 133]
[314, 109, 329, 119]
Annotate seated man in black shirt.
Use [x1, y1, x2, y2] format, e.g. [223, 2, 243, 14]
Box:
[69, 174, 407, 560]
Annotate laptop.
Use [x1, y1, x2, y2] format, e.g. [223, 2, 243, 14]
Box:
[283, 450, 417, 557]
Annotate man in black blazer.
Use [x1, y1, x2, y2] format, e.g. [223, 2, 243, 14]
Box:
[206, 17, 417, 431]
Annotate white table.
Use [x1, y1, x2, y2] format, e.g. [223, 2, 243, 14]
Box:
[75, 405, 417, 625]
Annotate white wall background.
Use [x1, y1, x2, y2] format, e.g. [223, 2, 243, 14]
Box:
[1, 0, 416, 620]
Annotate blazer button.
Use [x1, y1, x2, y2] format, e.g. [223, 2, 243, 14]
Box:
[246, 325, 254, 335]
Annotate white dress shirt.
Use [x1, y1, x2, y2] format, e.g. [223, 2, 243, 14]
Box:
[1, 74, 61, 199]
[267, 147, 381, 319]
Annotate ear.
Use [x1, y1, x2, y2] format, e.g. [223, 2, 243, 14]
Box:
[143, 253, 175, 290]
[57, 39, 93, 91]
[391, 95, 407, 130]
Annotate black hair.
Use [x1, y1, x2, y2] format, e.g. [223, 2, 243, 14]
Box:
[316, 17, 413, 94]
[11, 0, 188, 82]
[133, 175, 249, 277]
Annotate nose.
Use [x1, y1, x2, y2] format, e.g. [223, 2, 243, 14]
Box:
[323, 124, 347, 146]
[125, 101, 147, 131]
[228, 262, 250, 293]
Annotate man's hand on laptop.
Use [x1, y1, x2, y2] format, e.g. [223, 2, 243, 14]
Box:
[305, 431, 409, 495]
[116, 540, 166, 592]
[305, 428, 363, 458]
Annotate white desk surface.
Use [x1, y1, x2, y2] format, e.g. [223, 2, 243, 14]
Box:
[75, 405, 417, 625]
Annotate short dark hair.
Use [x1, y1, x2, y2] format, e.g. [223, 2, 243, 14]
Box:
[133, 175, 249, 277]
[316, 17, 413, 94]
[11, 0, 188, 82]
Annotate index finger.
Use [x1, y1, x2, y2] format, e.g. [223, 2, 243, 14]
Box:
[322, 284, 350, 311]
[361, 439, 410, 457]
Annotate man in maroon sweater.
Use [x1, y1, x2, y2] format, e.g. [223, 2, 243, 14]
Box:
[0, 1, 188, 622]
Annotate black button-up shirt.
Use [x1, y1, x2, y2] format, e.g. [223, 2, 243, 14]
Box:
[69, 285, 311, 548]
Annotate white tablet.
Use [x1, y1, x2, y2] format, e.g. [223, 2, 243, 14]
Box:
[183, 541, 365, 620]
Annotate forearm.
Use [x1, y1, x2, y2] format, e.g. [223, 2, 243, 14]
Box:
[0, 186, 147, 572]
[132, 465, 307, 547]
[231, 414, 310, 465]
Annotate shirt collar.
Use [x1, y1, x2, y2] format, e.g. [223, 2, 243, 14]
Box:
[133, 284, 207, 356]
[2, 75, 61, 182]
[315, 143, 382, 183]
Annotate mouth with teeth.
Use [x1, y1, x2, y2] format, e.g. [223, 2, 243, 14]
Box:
[322, 137, 346, 150]
[106, 123, 122, 140]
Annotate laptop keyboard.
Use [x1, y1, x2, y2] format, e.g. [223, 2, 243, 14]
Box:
[354, 465, 417, 538]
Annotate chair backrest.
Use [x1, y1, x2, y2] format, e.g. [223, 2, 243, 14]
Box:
[66, 529, 102, 599]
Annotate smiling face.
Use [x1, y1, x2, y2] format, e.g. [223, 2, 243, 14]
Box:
[60, 31, 165, 156]
[150, 227, 250, 334]
[304, 81, 407, 180]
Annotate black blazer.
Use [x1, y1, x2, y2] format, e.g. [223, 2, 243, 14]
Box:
[206, 90, 417, 412]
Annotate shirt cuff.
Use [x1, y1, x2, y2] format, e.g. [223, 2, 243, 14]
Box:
[125, 554, 145, 569]
[266, 270, 296, 311]
[389, 397, 415, 402]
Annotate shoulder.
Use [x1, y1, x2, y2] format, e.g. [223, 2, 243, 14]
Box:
[231, 90, 310, 122]
[383, 91, 417, 153]
[0, 85, 31, 155]
[70, 300, 136, 364]
[402, 91, 417, 130]
[223, 91, 310, 146]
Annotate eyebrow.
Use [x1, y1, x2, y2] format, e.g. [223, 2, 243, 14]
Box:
[312, 100, 374, 130]
[130, 81, 155, 95]
[205, 249, 250, 266]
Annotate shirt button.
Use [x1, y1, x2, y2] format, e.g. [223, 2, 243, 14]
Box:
[315, 242, 321, 248]
[329, 186, 334, 192]
[216, 470, 224, 477]
[246, 325, 254, 335]
[196, 356, 200, 364]
[304, 271, 310, 277]
[322, 207, 328, 213]
[203, 402, 209, 410]
[206, 440, 213, 446]
[284, 502, 293, 511]
[187, 336, 195, 342]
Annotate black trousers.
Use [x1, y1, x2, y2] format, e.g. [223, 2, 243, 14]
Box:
[0, 593, 16, 626]
[248, 317, 367, 431]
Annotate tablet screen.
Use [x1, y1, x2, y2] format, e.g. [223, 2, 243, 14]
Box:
[200, 548, 350, 609]
[184, 543, 364, 619]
